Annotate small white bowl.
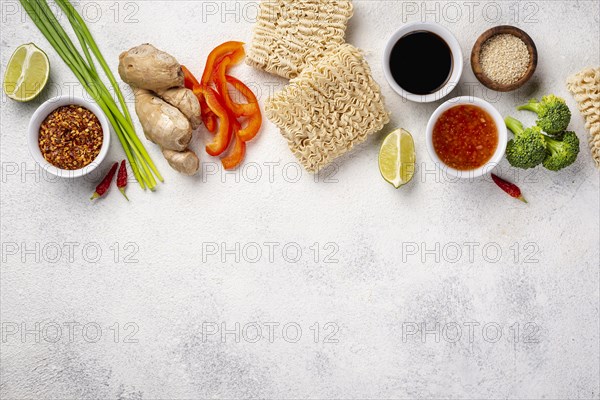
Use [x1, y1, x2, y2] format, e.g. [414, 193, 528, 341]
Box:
[28, 95, 111, 178]
[383, 22, 463, 103]
[425, 96, 507, 179]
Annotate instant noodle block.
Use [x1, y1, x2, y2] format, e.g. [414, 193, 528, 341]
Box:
[266, 44, 389, 173]
[246, 0, 353, 79]
[566, 67, 600, 167]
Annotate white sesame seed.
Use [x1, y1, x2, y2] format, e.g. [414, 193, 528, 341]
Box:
[480, 33, 530, 85]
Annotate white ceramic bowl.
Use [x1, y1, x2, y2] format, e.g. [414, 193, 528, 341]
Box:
[383, 22, 463, 103]
[425, 96, 507, 179]
[27, 95, 111, 178]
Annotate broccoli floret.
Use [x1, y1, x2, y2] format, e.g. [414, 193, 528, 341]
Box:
[517, 95, 572, 135]
[542, 131, 580, 171]
[504, 116, 547, 169]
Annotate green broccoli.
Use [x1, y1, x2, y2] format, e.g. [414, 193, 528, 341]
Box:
[504, 116, 547, 169]
[517, 95, 572, 135]
[542, 131, 580, 171]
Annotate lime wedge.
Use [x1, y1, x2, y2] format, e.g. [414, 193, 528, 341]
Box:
[379, 128, 416, 188]
[3, 43, 50, 102]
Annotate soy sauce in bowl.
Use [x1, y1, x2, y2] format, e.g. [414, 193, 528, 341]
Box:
[390, 31, 453, 95]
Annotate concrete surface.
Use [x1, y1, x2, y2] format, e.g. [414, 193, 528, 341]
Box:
[1, 1, 599, 399]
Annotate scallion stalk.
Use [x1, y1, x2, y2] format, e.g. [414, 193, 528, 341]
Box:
[19, 0, 162, 190]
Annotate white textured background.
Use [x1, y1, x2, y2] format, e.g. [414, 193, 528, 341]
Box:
[1, 1, 599, 399]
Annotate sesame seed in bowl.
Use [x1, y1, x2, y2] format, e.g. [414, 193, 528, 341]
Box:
[480, 34, 530, 86]
[471, 25, 538, 92]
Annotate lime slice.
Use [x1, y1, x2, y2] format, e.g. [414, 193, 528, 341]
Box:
[3, 43, 50, 102]
[379, 128, 416, 188]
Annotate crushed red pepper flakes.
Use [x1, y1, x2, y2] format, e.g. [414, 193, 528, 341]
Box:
[38, 105, 103, 170]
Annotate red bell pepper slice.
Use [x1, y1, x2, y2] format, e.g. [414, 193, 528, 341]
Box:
[182, 65, 199, 90]
[225, 75, 262, 141]
[203, 45, 244, 131]
[224, 75, 260, 117]
[225, 46, 246, 66]
[200, 99, 217, 133]
[201, 41, 244, 88]
[182, 65, 217, 133]
[214, 59, 258, 117]
[238, 112, 262, 142]
[221, 119, 246, 170]
[203, 87, 232, 156]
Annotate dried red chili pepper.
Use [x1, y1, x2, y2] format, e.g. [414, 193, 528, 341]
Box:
[91, 162, 118, 201]
[491, 174, 527, 203]
[117, 160, 129, 201]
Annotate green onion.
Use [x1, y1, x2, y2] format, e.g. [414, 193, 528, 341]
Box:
[19, 0, 163, 190]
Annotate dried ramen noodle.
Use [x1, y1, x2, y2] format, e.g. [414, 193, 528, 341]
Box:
[266, 44, 389, 172]
[246, 0, 353, 79]
[566, 67, 600, 167]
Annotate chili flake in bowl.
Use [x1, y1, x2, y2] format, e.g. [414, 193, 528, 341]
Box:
[39, 105, 103, 170]
[426, 96, 507, 179]
[28, 95, 110, 178]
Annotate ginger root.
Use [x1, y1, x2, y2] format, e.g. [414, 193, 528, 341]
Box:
[119, 44, 203, 175]
[158, 87, 202, 130]
[118, 44, 184, 92]
[134, 89, 192, 152]
[162, 148, 200, 176]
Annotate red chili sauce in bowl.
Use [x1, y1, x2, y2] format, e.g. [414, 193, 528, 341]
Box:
[432, 105, 498, 170]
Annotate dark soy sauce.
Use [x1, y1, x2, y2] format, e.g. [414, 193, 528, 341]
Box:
[390, 31, 453, 95]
